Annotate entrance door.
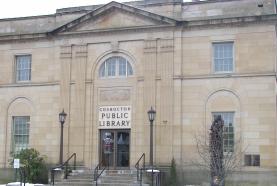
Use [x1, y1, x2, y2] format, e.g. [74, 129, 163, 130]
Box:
[100, 130, 130, 168]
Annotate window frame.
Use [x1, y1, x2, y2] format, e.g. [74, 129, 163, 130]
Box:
[99, 56, 133, 79]
[212, 41, 235, 74]
[15, 54, 32, 83]
[212, 111, 235, 154]
[12, 116, 30, 154]
[244, 154, 260, 167]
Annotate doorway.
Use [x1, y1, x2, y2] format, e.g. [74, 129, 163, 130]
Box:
[100, 129, 130, 169]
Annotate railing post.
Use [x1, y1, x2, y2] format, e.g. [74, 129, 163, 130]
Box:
[140, 168, 143, 186]
[143, 154, 145, 170]
[74, 153, 76, 170]
[65, 162, 68, 179]
[19, 169, 22, 186]
[23, 169, 26, 186]
[51, 169, 55, 185]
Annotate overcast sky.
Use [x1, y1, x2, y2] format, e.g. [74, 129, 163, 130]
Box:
[0, 0, 139, 19]
[0, 0, 191, 19]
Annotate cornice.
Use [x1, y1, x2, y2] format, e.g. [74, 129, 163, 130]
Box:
[173, 72, 276, 80]
[186, 14, 277, 28]
[0, 81, 59, 88]
[54, 24, 177, 37]
[0, 14, 275, 43]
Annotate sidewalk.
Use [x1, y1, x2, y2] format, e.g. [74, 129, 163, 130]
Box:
[1, 182, 44, 186]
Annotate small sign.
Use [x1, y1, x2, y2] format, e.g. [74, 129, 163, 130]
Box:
[13, 159, 20, 169]
[98, 106, 131, 129]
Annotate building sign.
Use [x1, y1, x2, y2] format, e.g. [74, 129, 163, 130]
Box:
[14, 159, 20, 169]
[99, 106, 131, 129]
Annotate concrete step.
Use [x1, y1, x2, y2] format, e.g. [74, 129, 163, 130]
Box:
[93, 183, 149, 186]
[54, 182, 93, 186]
[54, 168, 149, 186]
[99, 175, 136, 181]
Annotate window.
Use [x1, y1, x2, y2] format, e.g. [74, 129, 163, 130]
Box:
[245, 155, 260, 166]
[12, 116, 30, 153]
[213, 42, 234, 73]
[212, 112, 234, 153]
[99, 56, 133, 78]
[16, 55, 31, 82]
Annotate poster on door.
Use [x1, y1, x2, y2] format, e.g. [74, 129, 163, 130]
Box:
[99, 106, 131, 129]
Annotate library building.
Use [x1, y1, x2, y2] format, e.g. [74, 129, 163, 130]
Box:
[0, 0, 276, 185]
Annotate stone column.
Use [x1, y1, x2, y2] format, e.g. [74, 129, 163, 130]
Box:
[157, 39, 174, 164]
[172, 30, 183, 165]
[143, 40, 157, 164]
[59, 45, 72, 161]
[69, 45, 87, 162]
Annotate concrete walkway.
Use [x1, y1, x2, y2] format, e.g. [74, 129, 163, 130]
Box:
[1, 182, 44, 186]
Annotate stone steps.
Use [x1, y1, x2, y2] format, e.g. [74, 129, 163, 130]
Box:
[53, 168, 149, 186]
[94, 169, 149, 186]
[53, 166, 93, 186]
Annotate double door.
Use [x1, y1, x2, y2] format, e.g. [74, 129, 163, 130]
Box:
[100, 129, 130, 168]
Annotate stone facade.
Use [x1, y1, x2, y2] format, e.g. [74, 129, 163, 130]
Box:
[0, 0, 276, 184]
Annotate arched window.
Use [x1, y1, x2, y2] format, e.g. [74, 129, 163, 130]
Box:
[99, 56, 133, 78]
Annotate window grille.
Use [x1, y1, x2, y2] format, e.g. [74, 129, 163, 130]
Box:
[99, 56, 133, 78]
[212, 112, 234, 153]
[213, 42, 234, 73]
[12, 116, 30, 154]
[245, 154, 260, 166]
[16, 55, 31, 82]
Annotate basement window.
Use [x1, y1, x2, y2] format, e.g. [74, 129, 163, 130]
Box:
[245, 154, 260, 166]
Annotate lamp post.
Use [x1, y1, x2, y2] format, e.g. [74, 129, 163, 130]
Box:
[148, 106, 156, 186]
[59, 109, 67, 165]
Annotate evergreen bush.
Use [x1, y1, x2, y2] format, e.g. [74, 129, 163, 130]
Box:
[11, 148, 48, 184]
[169, 158, 178, 186]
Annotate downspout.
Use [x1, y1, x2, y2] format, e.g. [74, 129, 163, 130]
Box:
[275, 12, 277, 168]
[275, 0, 277, 14]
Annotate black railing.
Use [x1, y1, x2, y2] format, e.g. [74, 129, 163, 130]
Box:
[50, 153, 76, 185]
[135, 153, 145, 185]
[93, 161, 106, 186]
[19, 166, 27, 186]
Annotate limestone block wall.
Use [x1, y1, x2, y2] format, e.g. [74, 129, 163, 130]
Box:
[181, 77, 276, 167]
[0, 85, 60, 167]
[180, 23, 277, 169]
[0, 42, 59, 84]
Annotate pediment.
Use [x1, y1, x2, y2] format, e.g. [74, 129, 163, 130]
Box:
[73, 8, 165, 31]
[50, 1, 178, 34]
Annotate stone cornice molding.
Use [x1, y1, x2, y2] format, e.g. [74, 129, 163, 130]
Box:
[186, 14, 277, 28]
[0, 14, 275, 42]
[174, 72, 276, 80]
[0, 72, 274, 88]
[0, 81, 60, 88]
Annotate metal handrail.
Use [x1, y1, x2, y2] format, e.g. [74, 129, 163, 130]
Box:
[93, 160, 106, 186]
[19, 166, 27, 186]
[135, 153, 145, 185]
[50, 153, 77, 185]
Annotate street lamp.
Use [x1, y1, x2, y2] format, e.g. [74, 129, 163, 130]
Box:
[148, 106, 156, 186]
[59, 109, 67, 165]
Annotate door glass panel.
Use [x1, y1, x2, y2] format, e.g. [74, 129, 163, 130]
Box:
[101, 131, 114, 167]
[116, 131, 129, 167]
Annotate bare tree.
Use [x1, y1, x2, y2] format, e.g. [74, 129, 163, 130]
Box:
[194, 116, 243, 186]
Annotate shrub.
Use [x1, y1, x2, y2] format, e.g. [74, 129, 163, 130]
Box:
[168, 158, 178, 186]
[11, 148, 48, 184]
